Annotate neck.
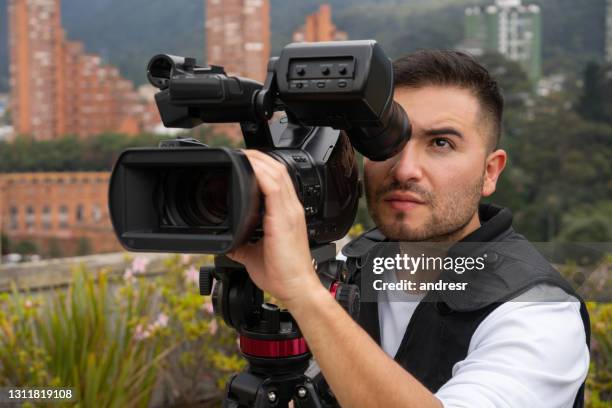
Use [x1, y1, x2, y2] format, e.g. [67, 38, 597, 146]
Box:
[456, 211, 482, 241]
[426, 210, 482, 243]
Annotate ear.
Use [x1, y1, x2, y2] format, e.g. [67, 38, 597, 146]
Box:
[482, 149, 507, 197]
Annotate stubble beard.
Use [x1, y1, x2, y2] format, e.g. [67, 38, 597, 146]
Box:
[365, 173, 484, 242]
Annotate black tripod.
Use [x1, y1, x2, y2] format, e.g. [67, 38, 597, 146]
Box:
[199, 244, 359, 407]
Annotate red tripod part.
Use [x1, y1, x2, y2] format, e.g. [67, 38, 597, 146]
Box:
[240, 336, 309, 358]
[239, 282, 344, 358]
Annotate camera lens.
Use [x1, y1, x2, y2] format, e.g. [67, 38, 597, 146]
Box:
[167, 168, 230, 227]
[191, 170, 229, 224]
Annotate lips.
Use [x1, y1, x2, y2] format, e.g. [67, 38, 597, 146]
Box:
[383, 191, 426, 211]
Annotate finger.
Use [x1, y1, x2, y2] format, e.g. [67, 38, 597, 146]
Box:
[227, 241, 262, 264]
[243, 152, 299, 214]
[244, 150, 295, 197]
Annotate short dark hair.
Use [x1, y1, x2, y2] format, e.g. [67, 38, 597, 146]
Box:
[393, 50, 504, 150]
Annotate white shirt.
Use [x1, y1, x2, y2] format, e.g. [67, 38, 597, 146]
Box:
[378, 276, 590, 408]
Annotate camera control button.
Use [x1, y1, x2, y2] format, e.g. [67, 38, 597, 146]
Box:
[316, 81, 326, 88]
[338, 80, 347, 88]
[292, 155, 307, 163]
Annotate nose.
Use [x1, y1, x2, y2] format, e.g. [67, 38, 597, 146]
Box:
[389, 140, 423, 182]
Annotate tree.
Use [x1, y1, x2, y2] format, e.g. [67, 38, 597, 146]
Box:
[76, 237, 92, 256]
[1, 107, 10, 126]
[14, 239, 38, 255]
[47, 238, 63, 259]
[557, 201, 612, 242]
[478, 52, 533, 96]
[1, 233, 9, 255]
[490, 95, 612, 241]
[576, 62, 606, 122]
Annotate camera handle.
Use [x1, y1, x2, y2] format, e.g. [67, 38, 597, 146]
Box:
[199, 243, 358, 407]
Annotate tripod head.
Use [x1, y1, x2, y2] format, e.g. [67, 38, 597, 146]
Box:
[199, 244, 358, 407]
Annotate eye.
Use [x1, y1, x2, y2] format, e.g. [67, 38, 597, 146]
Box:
[432, 138, 453, 149]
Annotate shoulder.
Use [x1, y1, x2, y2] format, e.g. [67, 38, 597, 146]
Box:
[470, 284, 587, 353]
[436, 284, 589, 408]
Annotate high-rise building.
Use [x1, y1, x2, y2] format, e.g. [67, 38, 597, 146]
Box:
[205, 0, 270, 82]
[8, 0, 64, 140]
[293, 4, 348, 43]
[606, 0, 612, 62]
[463, 0, 542, 83]
[7, 0, 155, 140]
[204, 0, 270, 141]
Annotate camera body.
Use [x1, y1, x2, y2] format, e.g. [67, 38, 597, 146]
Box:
[108, 40, 411, 254]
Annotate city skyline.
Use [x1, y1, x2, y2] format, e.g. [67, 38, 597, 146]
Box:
[292, 4, 348, 43]
[7, 0, 158, 141]
[0, 1, 348, 257]
[463, 0, 542, 83]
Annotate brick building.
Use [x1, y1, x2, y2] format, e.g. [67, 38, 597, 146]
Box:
[7, 0, 159, 141]
[204, 0, 271, 141]
[205, 0, 270, 82]
[292, 4, 348, 43]
[0, 172, 121, 256]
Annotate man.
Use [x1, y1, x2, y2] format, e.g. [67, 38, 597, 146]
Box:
[228, 50, 590, 407]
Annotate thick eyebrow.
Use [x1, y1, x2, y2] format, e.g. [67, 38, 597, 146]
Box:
[422, 127, 464, 139]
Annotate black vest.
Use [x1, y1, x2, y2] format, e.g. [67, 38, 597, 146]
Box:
[341, 204, 590, 408]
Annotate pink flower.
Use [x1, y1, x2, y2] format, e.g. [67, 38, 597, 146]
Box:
[134, 324, 151, 341]
[180, 254, 192, 265]
[209, 319, 218, 335]
[132, 256, 150, 274]
[24, 299, 33, 309]
[184, 265, 199, 285]
[154, 313, 169, 329]
[123, 268, 135, 284]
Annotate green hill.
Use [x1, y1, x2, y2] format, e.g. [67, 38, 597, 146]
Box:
[0, 0, 606, 92]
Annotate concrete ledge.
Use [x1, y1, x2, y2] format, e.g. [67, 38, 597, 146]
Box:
[0, 252, 171, 292]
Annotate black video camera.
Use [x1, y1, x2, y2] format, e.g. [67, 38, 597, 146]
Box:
[108, 40, 411, 254]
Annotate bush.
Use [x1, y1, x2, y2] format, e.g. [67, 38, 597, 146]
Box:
[586, 302, 612, 407]
[0, 255, 609, 406]
[0, 255, 244, 407]
[13, 239, 38, 255]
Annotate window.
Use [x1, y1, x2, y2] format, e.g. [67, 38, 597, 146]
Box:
[76, 205, 84, 223]
[59, 205, 69, 228]
[9, 206, 18, 230]
[25, 206, 35, 229]
[92, 204, 102, 223]
[42, 206, 51, 230]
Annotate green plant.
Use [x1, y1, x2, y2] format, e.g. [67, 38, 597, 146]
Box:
[3, 254, 606, 406]
[1, 233, 10, 255]
[586, 302, 612, 407]
[0, 254, 246, 406]
[151, 254, 246, 406]
[0, 266, 173, 407]
[14, 239, 38, 255]
[76, 237, 92, 256]
[48, 238, 63, 258]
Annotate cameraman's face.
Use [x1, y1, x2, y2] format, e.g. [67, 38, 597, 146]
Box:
[364, 85, 497, 242]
